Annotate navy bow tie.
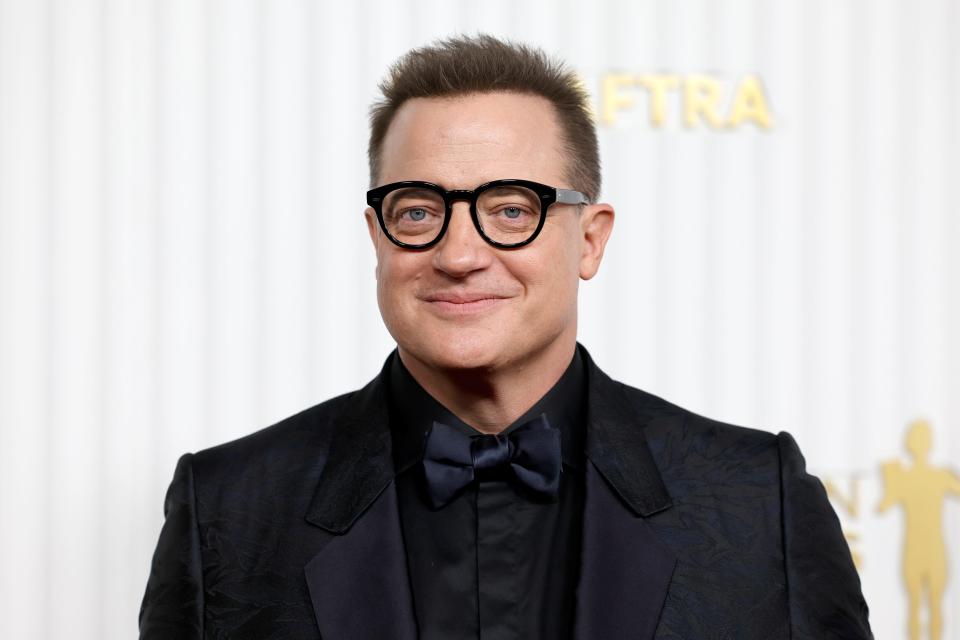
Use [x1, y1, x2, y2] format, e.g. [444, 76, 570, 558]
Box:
[421, 413, 562, 509]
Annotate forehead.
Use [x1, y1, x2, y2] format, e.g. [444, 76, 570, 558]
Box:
[378, 92, 567, 189]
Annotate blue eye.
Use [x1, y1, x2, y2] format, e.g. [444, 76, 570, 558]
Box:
[502, 207, 523, 219]
[406, 208, 427, 221]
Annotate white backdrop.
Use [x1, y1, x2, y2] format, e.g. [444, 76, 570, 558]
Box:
[0, 0, 957, 638]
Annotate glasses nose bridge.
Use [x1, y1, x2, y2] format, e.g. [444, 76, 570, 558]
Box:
[443, 188, 478, 210]
[440, 189, 481, 247]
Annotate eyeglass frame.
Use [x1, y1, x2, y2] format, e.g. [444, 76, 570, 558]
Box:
[366, 178, 590, 250]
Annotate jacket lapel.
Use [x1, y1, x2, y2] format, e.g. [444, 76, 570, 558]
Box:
[574, 347, 678, 640]
[302, 361, 418, 640]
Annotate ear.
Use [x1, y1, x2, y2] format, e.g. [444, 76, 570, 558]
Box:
[364, 207, 380, 250]
[364, 207, 382, 279]
[578, 203, 615, 280]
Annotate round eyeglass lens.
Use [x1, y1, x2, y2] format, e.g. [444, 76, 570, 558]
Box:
[476, 185, 543, 244]
[382, 187, 446, 245]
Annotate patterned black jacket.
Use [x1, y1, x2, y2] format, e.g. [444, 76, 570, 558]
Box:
[140, 344, 872, 639]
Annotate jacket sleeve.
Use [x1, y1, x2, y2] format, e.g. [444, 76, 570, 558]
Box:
[777, 431, 873, 639]
[139, 452, 204, 639]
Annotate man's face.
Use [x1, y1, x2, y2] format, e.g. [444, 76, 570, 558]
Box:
[365, 91, 612, 373]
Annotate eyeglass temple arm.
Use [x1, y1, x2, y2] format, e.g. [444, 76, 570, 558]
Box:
[556, 189, 590, 205]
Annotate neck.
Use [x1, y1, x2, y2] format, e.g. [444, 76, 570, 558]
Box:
[397, 335, 578, 435]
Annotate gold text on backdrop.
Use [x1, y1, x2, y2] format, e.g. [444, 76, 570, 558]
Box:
[600, 73, 772, 130]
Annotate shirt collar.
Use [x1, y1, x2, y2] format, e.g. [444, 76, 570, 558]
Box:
[387, 346, 587, 475]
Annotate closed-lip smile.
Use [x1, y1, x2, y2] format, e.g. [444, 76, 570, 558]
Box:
[423, 292, 507, 304]
[421, 291, 510, 314]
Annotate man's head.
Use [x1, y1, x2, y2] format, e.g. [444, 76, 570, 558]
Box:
[364, 35, 614, 375]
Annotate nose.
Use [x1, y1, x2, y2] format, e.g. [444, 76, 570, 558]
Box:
[431, 201, 492, 277]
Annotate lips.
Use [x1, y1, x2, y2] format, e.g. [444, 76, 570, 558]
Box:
[420, 291, 510, 315]
[423, 292, 508, 304]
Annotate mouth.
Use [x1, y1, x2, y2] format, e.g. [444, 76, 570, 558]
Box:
[420, 292, 510, 315]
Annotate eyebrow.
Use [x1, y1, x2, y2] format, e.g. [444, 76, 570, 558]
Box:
[388, 187, 441, 199]
[482, 186, 537, 197]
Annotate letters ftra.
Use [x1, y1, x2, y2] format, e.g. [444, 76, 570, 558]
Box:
[599, 73, 772, 130]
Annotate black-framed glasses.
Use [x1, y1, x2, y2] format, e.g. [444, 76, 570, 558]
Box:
[366, 179, 590, 249]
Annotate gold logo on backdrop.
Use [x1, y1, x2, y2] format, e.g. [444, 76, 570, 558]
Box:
[599, 73, 772, 130]
[878, 418, 960, 640]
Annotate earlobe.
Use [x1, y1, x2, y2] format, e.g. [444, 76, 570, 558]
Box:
[579, 203, 615, 280]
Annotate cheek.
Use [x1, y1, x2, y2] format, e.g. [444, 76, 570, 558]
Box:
[506, 247, 580, 309]
[518, 232, 581, 293]
[376, 253, 422, 312]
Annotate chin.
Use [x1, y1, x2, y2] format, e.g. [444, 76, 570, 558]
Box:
[425, 335, 502, 371]
[398, 324, 511, 373]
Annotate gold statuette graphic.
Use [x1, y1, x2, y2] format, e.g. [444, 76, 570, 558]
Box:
[878, 419, 960, 640]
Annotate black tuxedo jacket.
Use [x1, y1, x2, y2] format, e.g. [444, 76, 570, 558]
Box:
[139, 347, 872, 639]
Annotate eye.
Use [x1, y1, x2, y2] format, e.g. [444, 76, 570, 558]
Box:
[492, 204, 535, 222]
[404, 208, 428, 222]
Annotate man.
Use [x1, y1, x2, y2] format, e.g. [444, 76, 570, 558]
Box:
[140, 35, 872, 639]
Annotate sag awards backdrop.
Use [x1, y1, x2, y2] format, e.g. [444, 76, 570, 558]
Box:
[0, 0, 958, 638]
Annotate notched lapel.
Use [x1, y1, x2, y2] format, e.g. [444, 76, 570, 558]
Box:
[574, 346, 677, 640]
[574, 462, 676, 640]
[302, 359, 418, 640]
[304, 479, 417, 640]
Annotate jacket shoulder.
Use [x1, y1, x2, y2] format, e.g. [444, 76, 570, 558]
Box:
[615, 379, 781, 452]
[189, 388, 359, 484]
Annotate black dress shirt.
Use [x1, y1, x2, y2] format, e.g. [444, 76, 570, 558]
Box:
[387, 348, 587, 640]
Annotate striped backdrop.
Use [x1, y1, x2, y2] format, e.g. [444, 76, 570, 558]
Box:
[0, 0, 957, 637]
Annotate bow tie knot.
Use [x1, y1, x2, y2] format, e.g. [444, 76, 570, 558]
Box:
[422, 414, 562, 509]
[471, 434, 516, 480]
